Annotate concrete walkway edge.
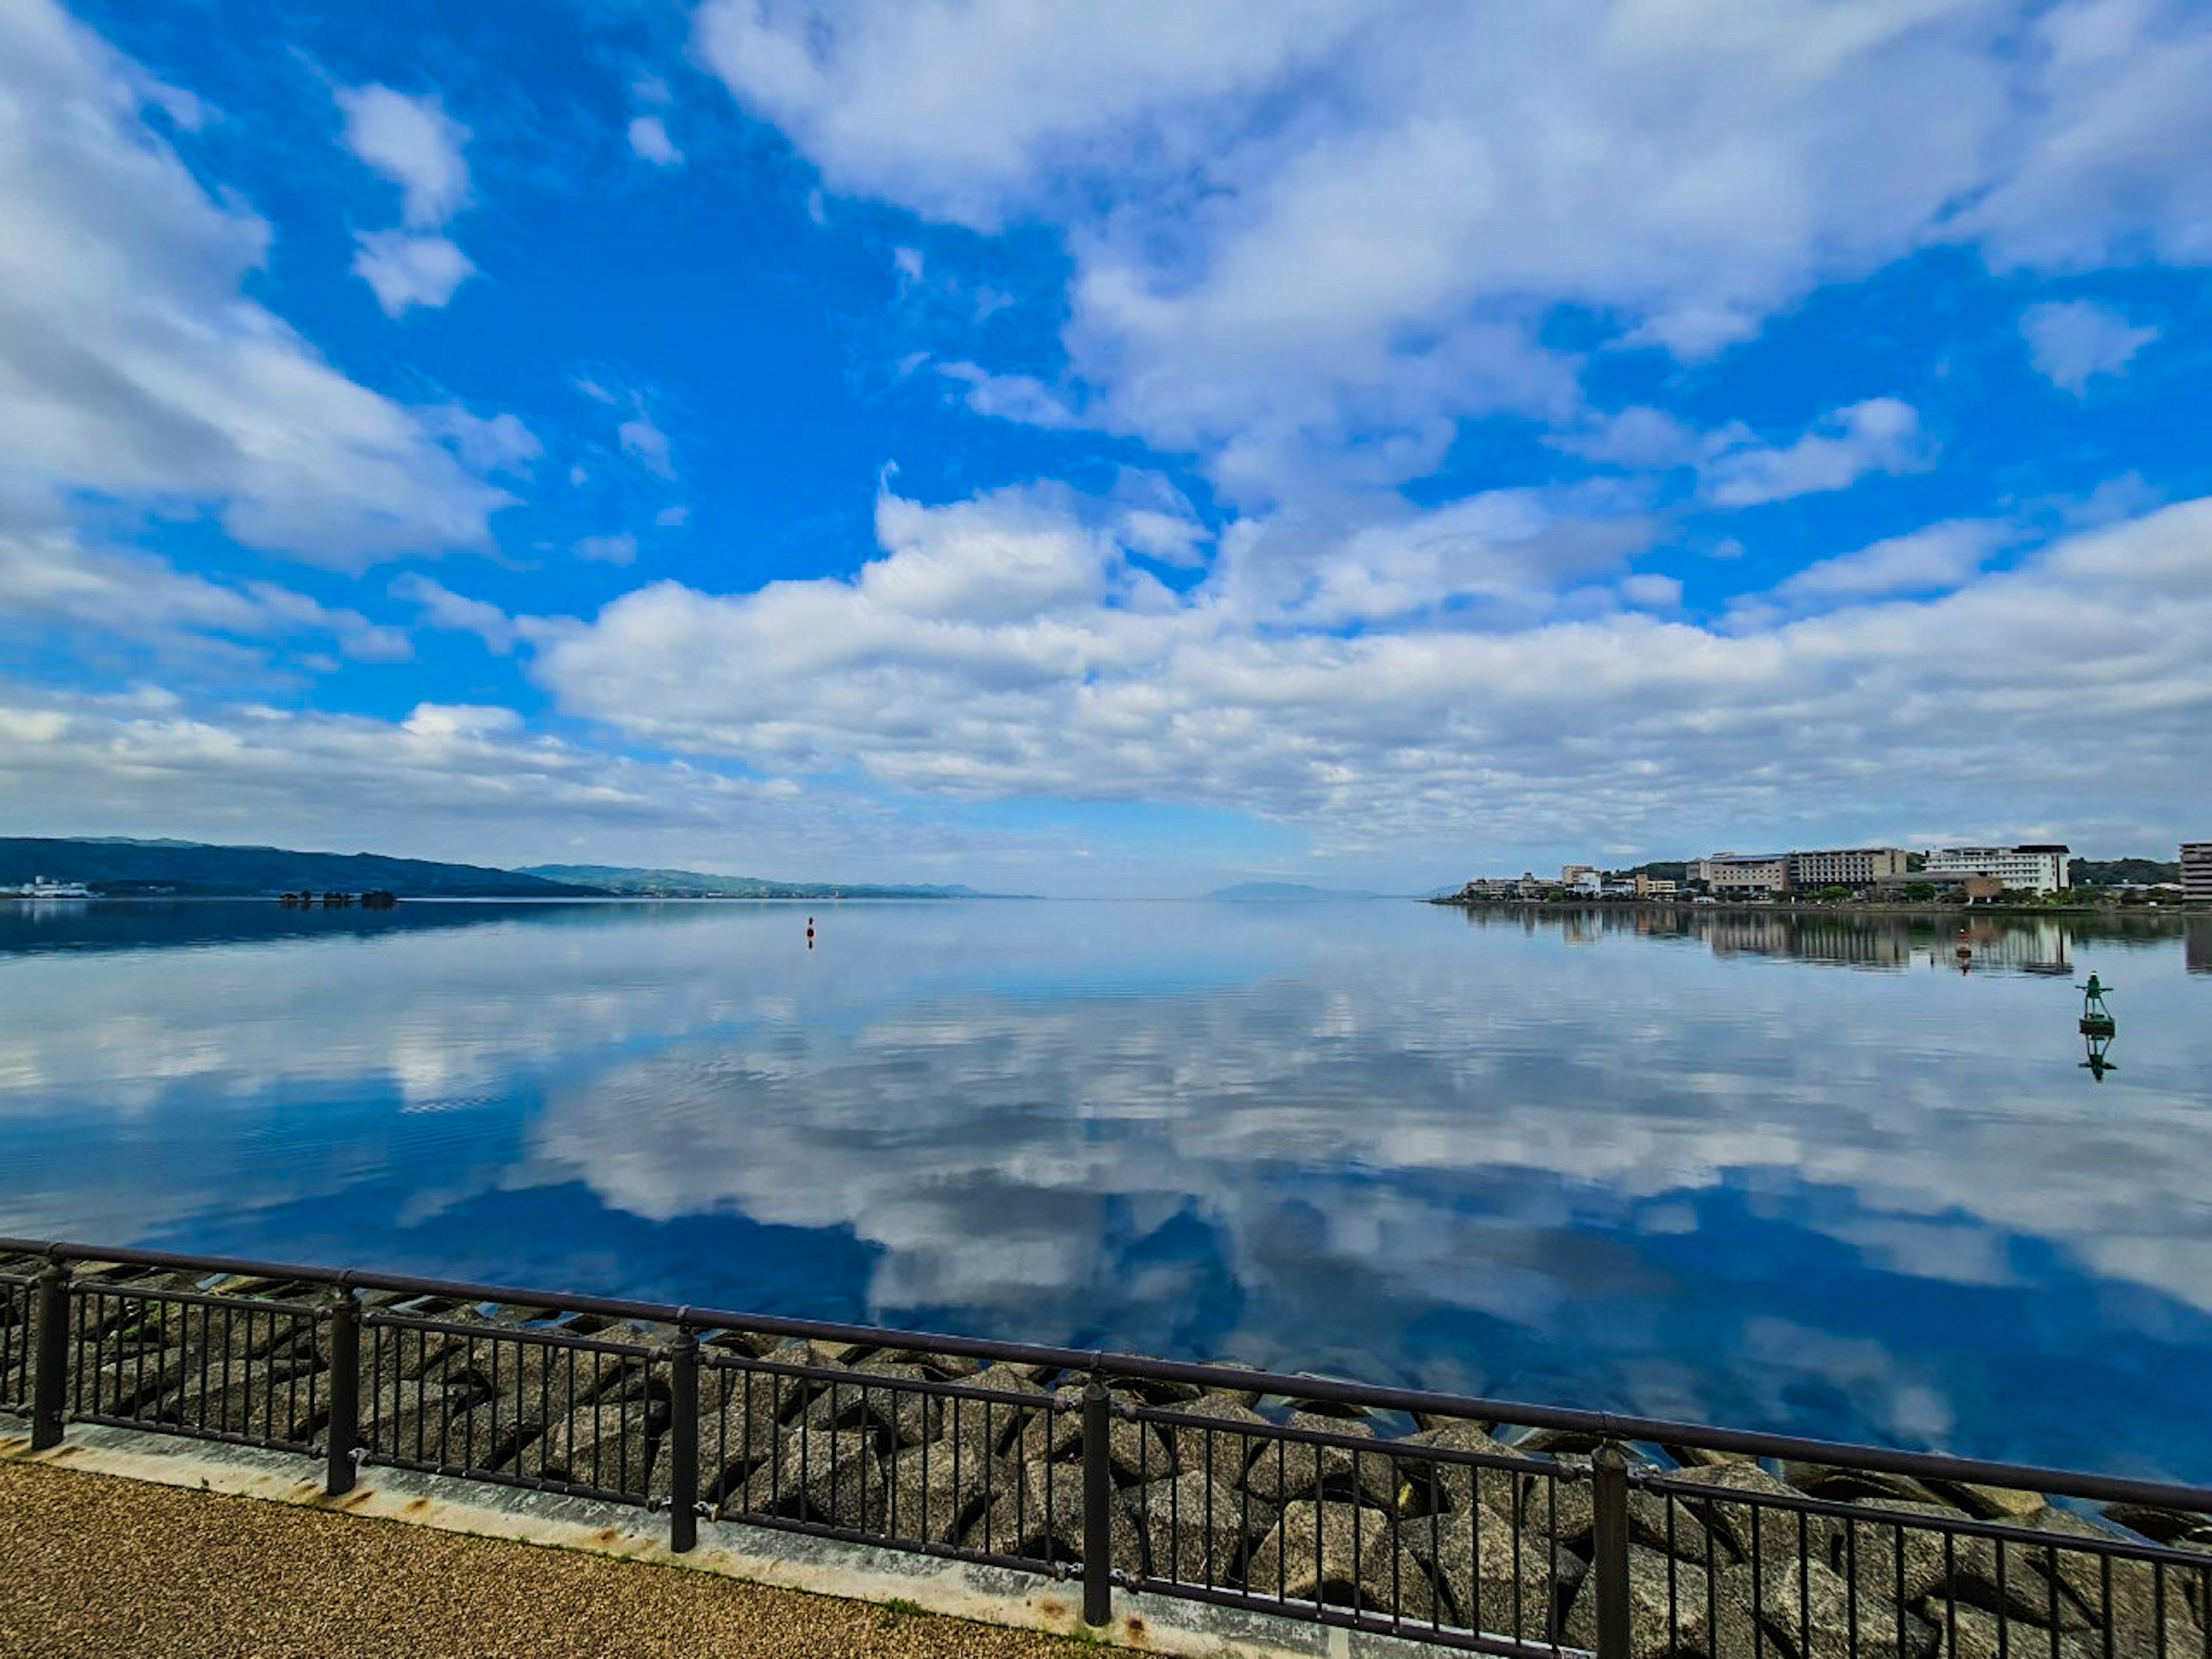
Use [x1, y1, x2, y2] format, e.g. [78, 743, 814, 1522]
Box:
[1, 1412, 1447, 1659]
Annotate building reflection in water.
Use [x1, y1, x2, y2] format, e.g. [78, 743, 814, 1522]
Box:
[2189, 919, 2212, 976]
[1455, 904, 2130, 976]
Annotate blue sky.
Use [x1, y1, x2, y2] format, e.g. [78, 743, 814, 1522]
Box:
[2, 0, 2208, 895]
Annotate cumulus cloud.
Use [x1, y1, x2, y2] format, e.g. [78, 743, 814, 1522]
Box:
[1964, 0, 2212, 270]
[2, 527, 409, 666]
[351, 230, 476, 317]
[0, 2, 521, 567]
[1551, 406, 1703, 471]
[617, 410, 677, 479]
[696, 0, 2212, 499]
[1700, 399, 1930, 508]
[392, 573, 518, 654]
[2020, 299, 2160, 394]
[336, 84, 476, 312]
[627, 114, 684, 168]
[336, 84, 471, 227]
[1774, 520, 2012, 604]
[531, 480, 2212, 852]
[936, 362, 1080, 429]
[0, 685, 838, 866]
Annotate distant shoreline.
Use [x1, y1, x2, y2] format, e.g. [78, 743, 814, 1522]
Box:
[1425, 895, 2206, 919]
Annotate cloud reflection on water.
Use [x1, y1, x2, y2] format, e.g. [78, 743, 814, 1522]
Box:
[0, 900, 2205, 1475]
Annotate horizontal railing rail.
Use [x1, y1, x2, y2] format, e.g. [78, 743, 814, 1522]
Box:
[3, 1235, 2209, 1659]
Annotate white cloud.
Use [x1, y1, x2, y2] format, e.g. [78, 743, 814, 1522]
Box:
[392, 573, 518, 654]
[935, 361, 1079, 429]
[627, 114, 684, 168]
[617, 411, 676, 479]
[351, 230, 476, 317]
[0, 682, 1022, 883]
[1700, 399, 1930, 509]
[2019, 299, 2160, 394]
[654, 505, 691, 528]
[0, 2, 520, 568]
[336, 85, 471, 228]
[1772, 520, 2010, 604]
[697, 0, 2212, 502]
[1, 525, 409, 666]
[336, 84, 476, 312]
[532, 481, 2212, 853]
[423, 406, 541, 475]
[1620, 573, 1683, 609]
[577, 532, 639, 565]
[1551, 406, 1702, 471]
[1965, 0, 2212, 270]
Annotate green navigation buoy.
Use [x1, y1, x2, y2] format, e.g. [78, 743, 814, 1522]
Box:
[2078, 973, 2116, 1037]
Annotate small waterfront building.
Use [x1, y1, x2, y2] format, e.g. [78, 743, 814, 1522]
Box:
[1925, 844, 2071, 895]
[2184, 842, 2212, 902]
[1873, 872, 2004, 902]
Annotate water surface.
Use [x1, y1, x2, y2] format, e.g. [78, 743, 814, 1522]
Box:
[2, 899, 2206, 1479]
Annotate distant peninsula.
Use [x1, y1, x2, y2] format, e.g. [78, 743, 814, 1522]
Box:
[0, 839, 1029, 901]
[517, 865, 1028, 900]
[0, 838, 601, 899]
[1205, 881, 1391, 902]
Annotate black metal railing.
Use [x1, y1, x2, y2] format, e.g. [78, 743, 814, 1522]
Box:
[3, 1237, 2209, 1659]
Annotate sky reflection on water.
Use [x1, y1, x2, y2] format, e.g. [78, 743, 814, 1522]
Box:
[1, 899, 2206, 1479]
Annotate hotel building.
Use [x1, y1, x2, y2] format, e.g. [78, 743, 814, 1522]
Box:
[1923, 845, 2072, 895]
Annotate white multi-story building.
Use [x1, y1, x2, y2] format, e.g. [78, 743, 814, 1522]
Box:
[1924, 844, 2071, 895]
[2184, 842, 2211, 902]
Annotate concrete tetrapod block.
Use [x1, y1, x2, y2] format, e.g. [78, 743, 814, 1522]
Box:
[1240, 1413, 1399, 1512]
[1394, 1422, 1524, 1522]
[1563, 1543, 1762, 1659]
[1839, 1499, 2096, 1631]
[1243, 1502, 1437, 1623]
[881, 1440, 1018, 1546]
[1743, 1554, 1937, 1659]
[1134, 1469, 1275, 1589]
[1015, 1388, 1172, 1487]
[729, 1426, 887, 1533]
[1402, 1502, 1560, 1645]
[1160, 1392, 1270, 1493]
[961, 1459, 1143, 1575]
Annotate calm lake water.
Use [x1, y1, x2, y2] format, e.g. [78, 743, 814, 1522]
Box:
[2, 899, 2207, 1479]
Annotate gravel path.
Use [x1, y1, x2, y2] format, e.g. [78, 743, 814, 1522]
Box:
[0, 1460, 1098, 1658]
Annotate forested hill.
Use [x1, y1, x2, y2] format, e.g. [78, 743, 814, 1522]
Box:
[518, 864, 999, 899]
[2070, 857, 2183, 887]
[0, 838, 608, 897]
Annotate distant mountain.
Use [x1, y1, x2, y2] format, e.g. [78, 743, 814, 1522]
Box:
[1206, 881, 1392, 902]
[0, 838, 608, 899]
[517, 864, 1019, 899]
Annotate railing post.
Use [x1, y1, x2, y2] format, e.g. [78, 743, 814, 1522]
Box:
[1591, 1441, 1633, 1659]
[1081, 1376, 1113, 1628]
[29, 1259, 70, 1452]
[324, 1286, 361, 1497]
[669, 1331, 699, 1554]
